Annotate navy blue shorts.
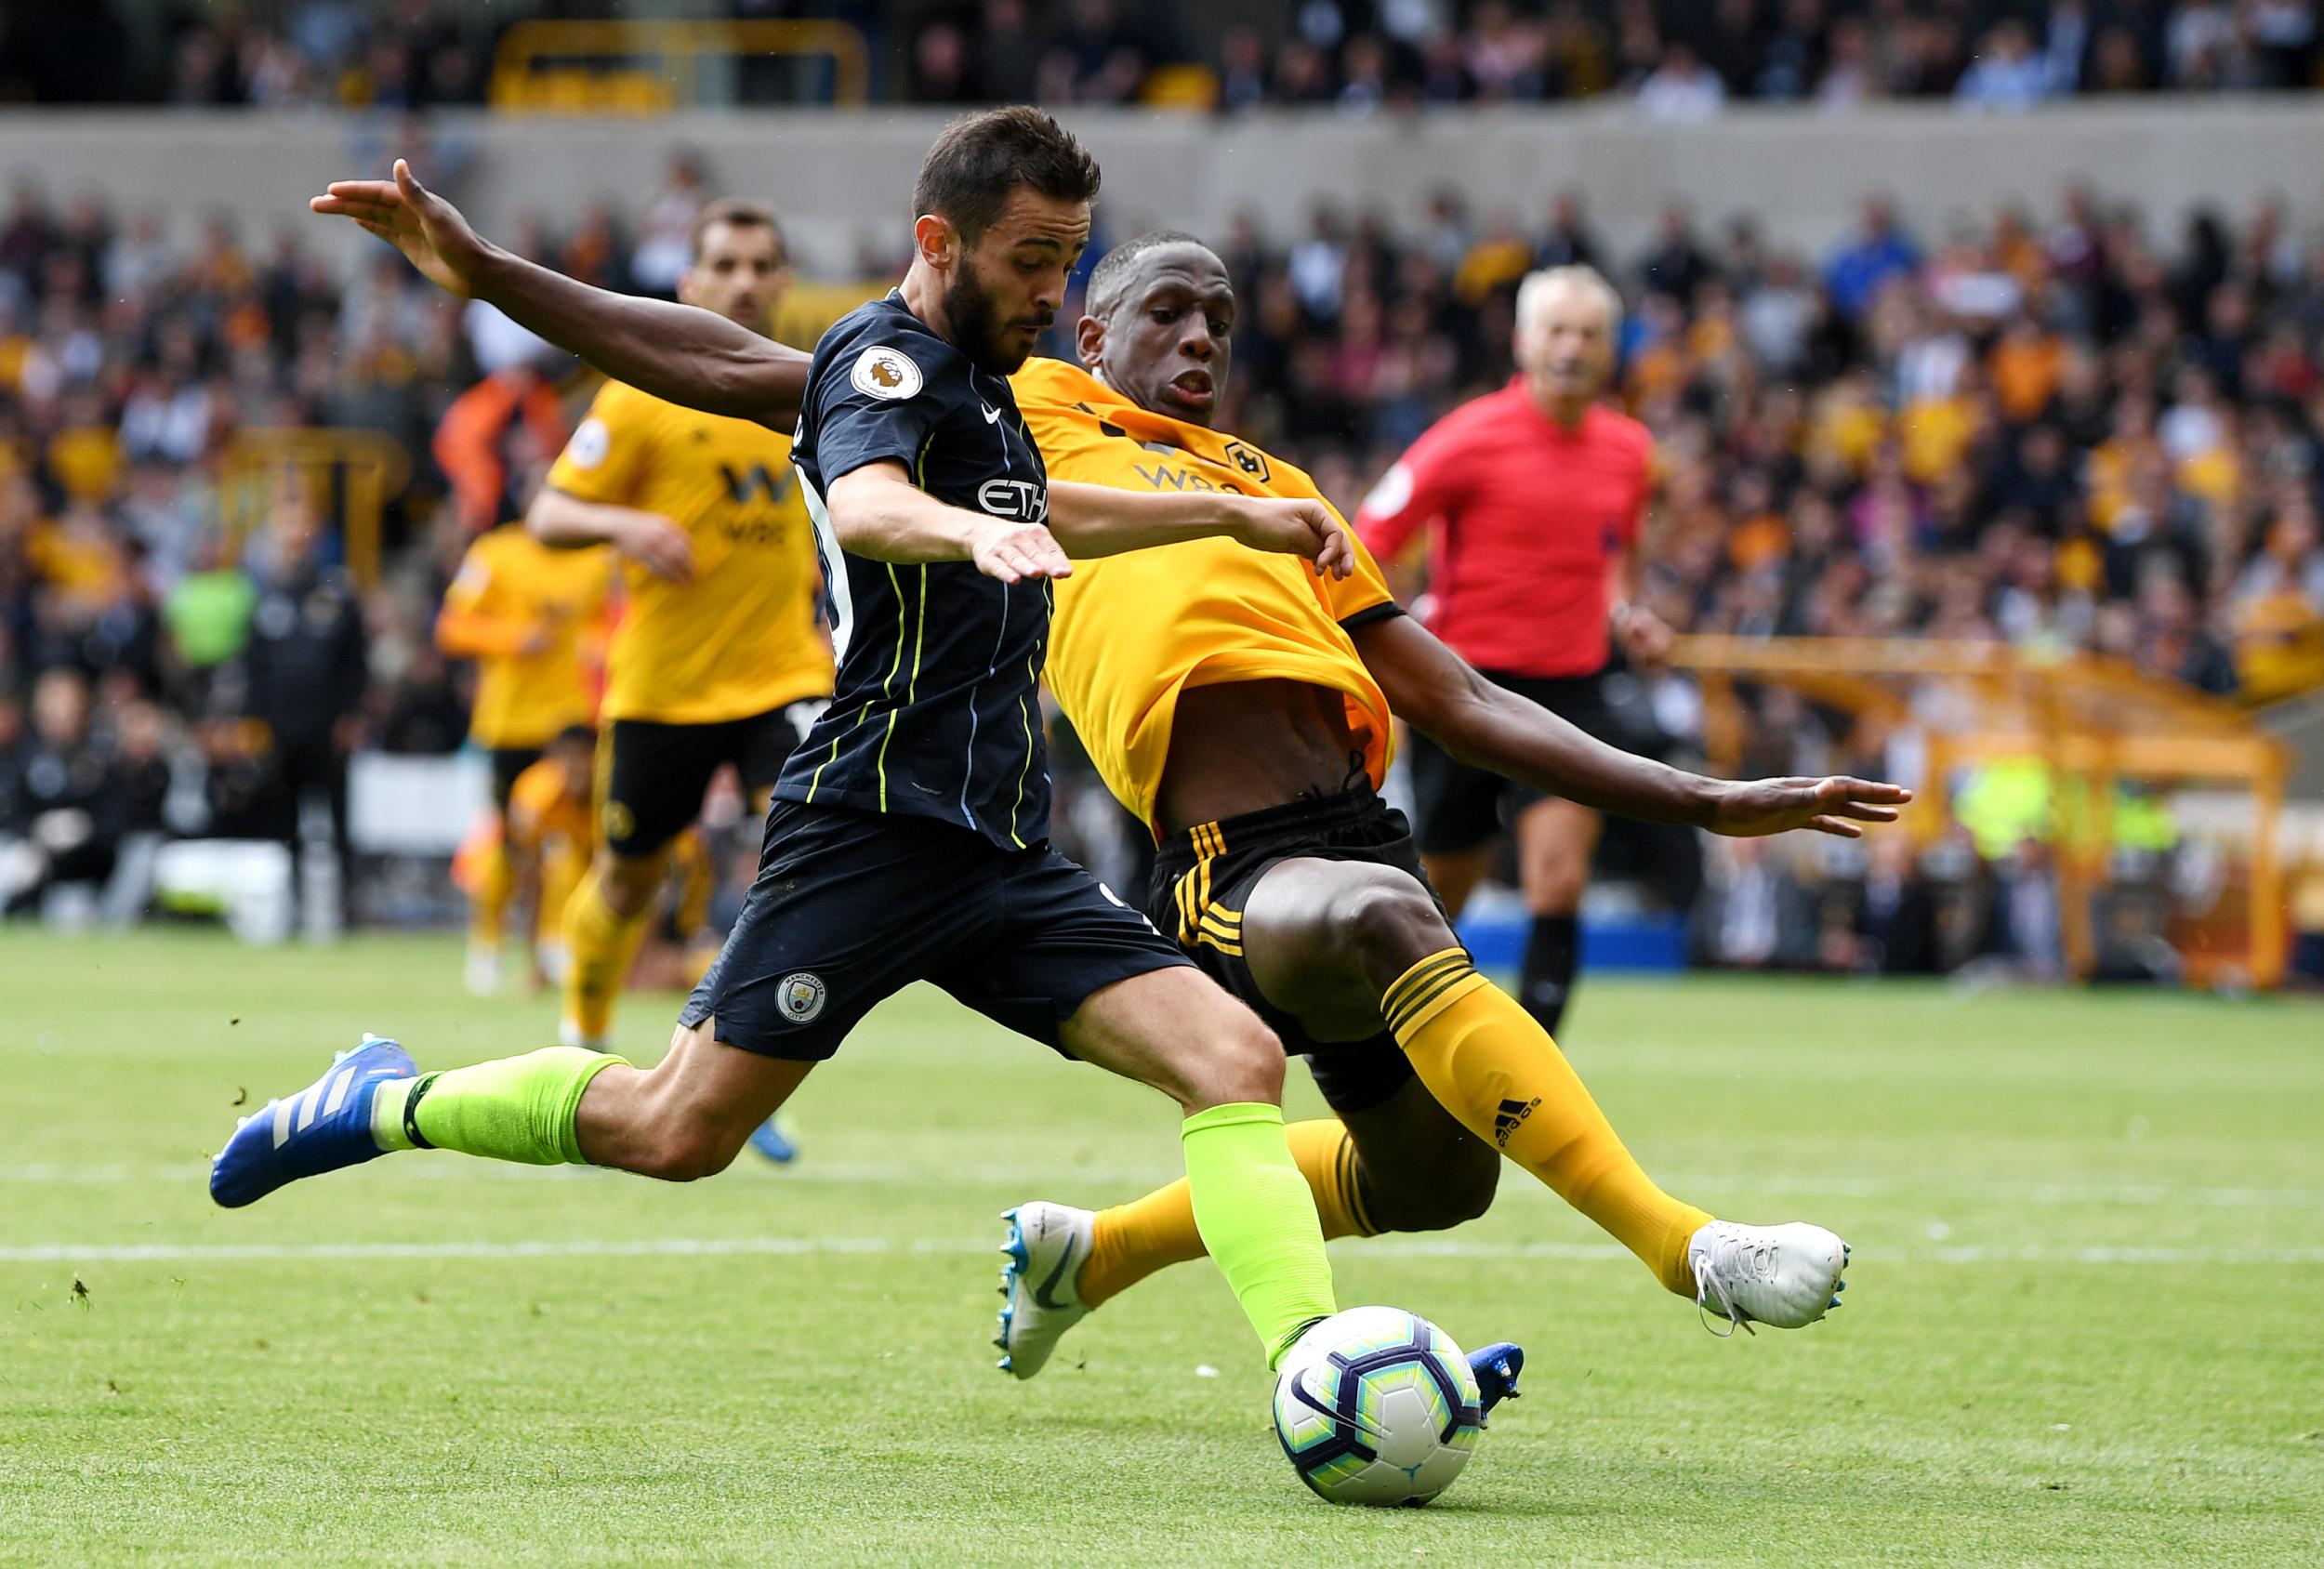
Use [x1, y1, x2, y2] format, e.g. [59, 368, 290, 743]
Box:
[681, 799, 1194, 1060]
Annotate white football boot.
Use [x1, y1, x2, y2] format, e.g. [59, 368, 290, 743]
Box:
[1688, 1220, 1851, 1336]
[995, 1202, 1096, 1378]
[557, 1019, 610, 1052]
[463, 941, 501, 998]
[535, 940, 571, 987]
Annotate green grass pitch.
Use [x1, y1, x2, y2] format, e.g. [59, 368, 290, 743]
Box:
[3, 930, 2320, 1565]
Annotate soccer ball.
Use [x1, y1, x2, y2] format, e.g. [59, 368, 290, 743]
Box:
[1271, 1306, 1484, 1507]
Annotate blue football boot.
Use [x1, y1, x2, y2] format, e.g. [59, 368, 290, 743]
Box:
[1468, 1340, 1525, 1418]
[209, 1034, 416, 1208]
[746, 1115, 799, 1165]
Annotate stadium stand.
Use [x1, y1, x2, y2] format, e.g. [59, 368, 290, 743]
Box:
[1, 92, 2320, 978]
[2, 2, 2318, 112]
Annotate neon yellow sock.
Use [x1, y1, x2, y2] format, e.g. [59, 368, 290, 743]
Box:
[1180, 1101, 1339, 1368]
[1082, 1118, 1375, 1307]
[371, 1047, 624, 1165]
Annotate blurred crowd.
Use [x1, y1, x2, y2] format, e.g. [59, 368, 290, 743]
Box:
[1191, 182, 2324, 977]
[3, 2, 2319, 112]
[1173, 0, 2324, 114]
[0, 0, 491, 110]
[1209, 187, 2324, 705]
[6, 156, 2320, 971]
[0, 175, 487, 927]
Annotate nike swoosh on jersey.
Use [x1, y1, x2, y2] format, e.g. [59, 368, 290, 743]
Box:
[980, 403, 1005, 424]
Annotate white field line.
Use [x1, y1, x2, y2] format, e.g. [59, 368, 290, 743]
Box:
[3, 1160, 2321, 1211]
[3, 1238, 2322, 1267]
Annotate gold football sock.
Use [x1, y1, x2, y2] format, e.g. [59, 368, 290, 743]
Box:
[468, 840, 513, 951]
[669, 829, 716, 943]
[535, 845, 587, 955]
[1385, 948, 1711, 1298]
[561, 869, 651, 1044]
[1080, 1118, 1375, 1308]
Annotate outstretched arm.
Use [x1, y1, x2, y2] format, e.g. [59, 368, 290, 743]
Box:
[312, 160, 808, 427]
[825, 463, 1074, 584]
[1045, 481, 1353, 575]
[1353, 612, 1911, 837]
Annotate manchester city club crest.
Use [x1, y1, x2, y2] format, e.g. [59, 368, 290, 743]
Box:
[777, 972, 827, 1023]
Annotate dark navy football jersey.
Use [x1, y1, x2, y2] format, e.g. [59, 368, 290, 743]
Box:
[780, 292, 1056, 849]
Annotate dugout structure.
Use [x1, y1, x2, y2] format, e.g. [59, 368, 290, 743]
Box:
[1672, 637, 2294, 989]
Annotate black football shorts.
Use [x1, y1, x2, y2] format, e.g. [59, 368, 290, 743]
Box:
[1148, 784, 1452, 1115]
[682, 799, 1195, 1060]
[597, 702, 818, 858]
[1405, 666, 1623, 855]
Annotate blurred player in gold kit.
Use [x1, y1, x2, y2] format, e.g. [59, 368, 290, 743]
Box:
[526, 199, 832, 1073]
[435, 520, 609, 995]
[499, 726, 601, 984]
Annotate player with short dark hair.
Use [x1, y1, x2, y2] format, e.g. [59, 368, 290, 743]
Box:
[978, 234, 1906, 1371]
[688, 195, 781, 258]
[219, 111, 1462, 1393]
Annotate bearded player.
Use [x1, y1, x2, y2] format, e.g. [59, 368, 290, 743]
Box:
[224, 113, 1535, 1404]
[984, 233, 1906, 1375]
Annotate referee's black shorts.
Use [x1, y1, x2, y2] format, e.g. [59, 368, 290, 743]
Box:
[1405, 666, 1624, 856]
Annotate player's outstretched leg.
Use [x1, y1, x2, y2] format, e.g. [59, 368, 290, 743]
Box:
[997, 1085, 1490, 1378]
[210, 1018, 812, 1207]
[1291, 861, 1851, 1330]
[1041, 856, 1851, 1334]
[1050, 968, 1338, 1373]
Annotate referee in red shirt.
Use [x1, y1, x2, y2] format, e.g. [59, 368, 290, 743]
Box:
[1355, 266, 1669, 1038]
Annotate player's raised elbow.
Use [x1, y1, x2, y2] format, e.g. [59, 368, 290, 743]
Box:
[430, 613, 472, 659]
[522, 487, 574, 544]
